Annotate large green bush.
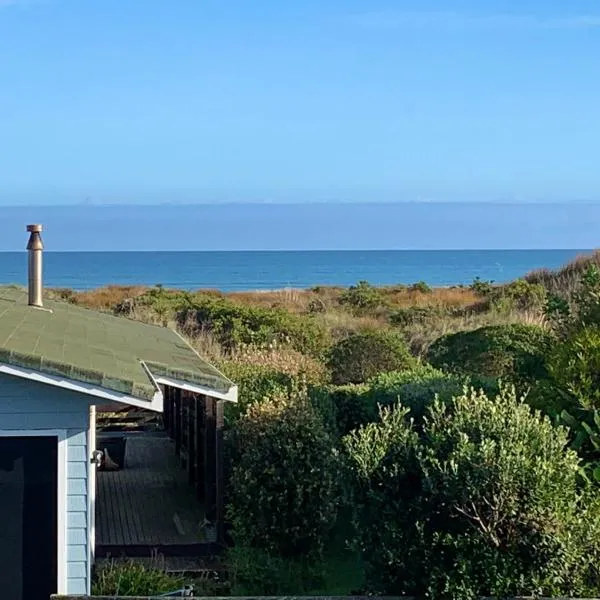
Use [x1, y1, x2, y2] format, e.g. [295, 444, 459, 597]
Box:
[367, 365, 466, 423]
[327, 330, 415, 385]
[228, 389, 340, 559]
[309, 383, 372, 437]
[344, 388, 600, 599]
[311, 366, 497, 437]
[177, 296, 330, 356]
[427, 323, 553, 382]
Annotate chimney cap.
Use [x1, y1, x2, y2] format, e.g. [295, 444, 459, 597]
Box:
[26, 224, 43, 233]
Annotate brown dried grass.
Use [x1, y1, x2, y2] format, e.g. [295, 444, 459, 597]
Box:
[56, 285, 149, 310]
[226, 343, 328, 384]
[526, 249, 600, 297]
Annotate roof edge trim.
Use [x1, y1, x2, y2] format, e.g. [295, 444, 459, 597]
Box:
[0, 363, 164, 412]
[155, 376, 238, 403]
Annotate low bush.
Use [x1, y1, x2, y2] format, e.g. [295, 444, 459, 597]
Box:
[219, 362, 296, 423]
[410, 281, 432, 294]
[547, 325, 600, 413]
[427, 323, 553, 382]
[389, 305, 448, 327]
[309, 383, 372, 436]
[339, 280, 385, 314]
[228, 545, 324, 595]
[367, 365, 467, 423]
[227, 389, 340, 559]
[327, 330, 416, 385]
[344, 388, 600, 599]
[177, 296, 330, 356]
[311, 366, 498, 437]
[92, 558, 185, 596]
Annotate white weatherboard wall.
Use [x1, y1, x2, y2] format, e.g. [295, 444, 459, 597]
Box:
[0, 373, 92, 595]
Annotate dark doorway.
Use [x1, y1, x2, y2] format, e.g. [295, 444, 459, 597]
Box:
[0, 436, 58, 600]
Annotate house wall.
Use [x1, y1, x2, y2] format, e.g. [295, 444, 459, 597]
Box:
[0, 373, 93, 596]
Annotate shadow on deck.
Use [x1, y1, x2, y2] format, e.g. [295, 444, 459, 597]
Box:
[95, 433, 218, 558]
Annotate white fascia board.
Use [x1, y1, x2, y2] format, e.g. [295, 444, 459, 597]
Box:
[0, 363, 164, 412]
[155, 376, 238, 403]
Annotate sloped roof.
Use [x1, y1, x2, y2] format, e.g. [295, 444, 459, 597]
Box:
[0, 286, 234, 402]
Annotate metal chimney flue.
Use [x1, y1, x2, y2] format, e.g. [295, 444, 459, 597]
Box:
[26, 224, 44, 307]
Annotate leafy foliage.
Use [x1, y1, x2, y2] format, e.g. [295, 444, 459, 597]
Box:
[219, 362, 297, 423]
[310, 365, 497, 437]
[327, 330, 415, 385]
[545, 264, 600, 333]
[339, 280, 384, 314]
[427, 323, 553, 382]
[177, 295, 330, 356]
[228, 545, 325, 596]
[344, 388, 600, 599]
[547, 325, 600, 412]
[410, 280, 432, 294]
[227, 389, 340, 559]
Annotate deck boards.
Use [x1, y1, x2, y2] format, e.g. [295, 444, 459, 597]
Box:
[95, 434, 210, 548]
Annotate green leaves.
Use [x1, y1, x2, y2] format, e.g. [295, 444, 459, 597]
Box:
[344, 387, 599, 599]
[228, 389, 340, 560]
[327, 330, 415, 385]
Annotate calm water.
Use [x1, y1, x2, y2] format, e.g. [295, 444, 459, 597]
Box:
[0, 250, 589, 291]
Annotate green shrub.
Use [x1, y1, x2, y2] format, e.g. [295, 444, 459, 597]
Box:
[177, 296, 330, 356]
[497, 279, 547, 311]
[311, 366, 498, 437]
[389, 305, 448, 327]
[547, 326, 600, 412]
[545, 264, 600, 334]
[410, 280, 432, 294]
[470, 277, 494, 296]
[367, 365, 467, 423]
[427, 324, 553, 382]
[228, 389, 340, 559]
[344, 388, 600, 599]
[339, 281, 384, 314]
[219, 362, 296, 423]
[327, 330, 416, 385]
[92, 559, 185, 596]
[228, 545, 324, 595]
[309, 383, 372, 436]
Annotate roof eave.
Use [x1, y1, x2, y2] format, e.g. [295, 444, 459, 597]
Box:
[155, 375, 238, 403]
[0, 362, 164, 412]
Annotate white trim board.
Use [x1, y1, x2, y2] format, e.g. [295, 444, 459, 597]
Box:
[0, 363, 164, 412]
[155, 376, 238, 403]
[0, 429, 68, 595]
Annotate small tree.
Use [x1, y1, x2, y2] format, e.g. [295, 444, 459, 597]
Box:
[327, 330, 415, 385]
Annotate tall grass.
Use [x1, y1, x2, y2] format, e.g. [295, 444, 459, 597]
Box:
[526, 249, 600, 297]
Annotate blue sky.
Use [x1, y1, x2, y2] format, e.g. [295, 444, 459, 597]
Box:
[1, 0, 599, 206]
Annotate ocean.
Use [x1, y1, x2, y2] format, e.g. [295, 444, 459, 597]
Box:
[0, 249, 589, 291]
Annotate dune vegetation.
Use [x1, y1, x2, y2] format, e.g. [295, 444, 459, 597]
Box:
[67, 250, 600, 598]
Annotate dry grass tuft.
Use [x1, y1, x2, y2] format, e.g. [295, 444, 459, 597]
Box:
[401, 307, 547, 357]
[51, 285, 149, 310]
[526, 249, 600, 297]
[226, 343, 328, 384]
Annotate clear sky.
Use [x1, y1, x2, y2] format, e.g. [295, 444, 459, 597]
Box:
[1, 0, 599, 206]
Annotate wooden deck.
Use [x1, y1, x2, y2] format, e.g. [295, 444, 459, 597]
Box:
[95, 433, 216, 556]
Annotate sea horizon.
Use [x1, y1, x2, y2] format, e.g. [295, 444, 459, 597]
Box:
[0, 249, 591, 292]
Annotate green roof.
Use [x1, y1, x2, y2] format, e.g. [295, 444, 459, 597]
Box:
[0, 287, 234, 401]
